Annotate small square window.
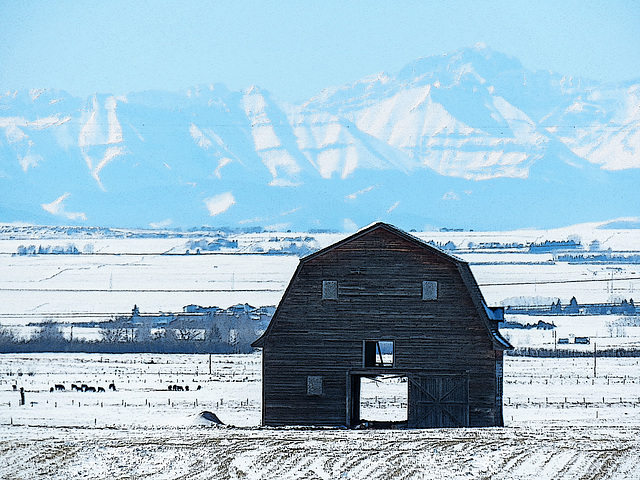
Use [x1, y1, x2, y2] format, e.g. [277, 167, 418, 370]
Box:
[422, 281, 438, 300]
[307, 376, 323, 395]
[364, 340, 394, 367]
[322, 280, 338, 299]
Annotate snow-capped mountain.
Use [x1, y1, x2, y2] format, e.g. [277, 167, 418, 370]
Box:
[1, 44, 639, 231]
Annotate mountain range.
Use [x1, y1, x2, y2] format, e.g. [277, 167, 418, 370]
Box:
[1, 44, 639, 231]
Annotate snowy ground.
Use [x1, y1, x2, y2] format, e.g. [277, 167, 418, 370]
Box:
[1, 226, 639, 330]
[502, 314, 640, 349]
[1, 353, 640, 479]
[2, 425, 639, 480]
[1, 226, 640, 478]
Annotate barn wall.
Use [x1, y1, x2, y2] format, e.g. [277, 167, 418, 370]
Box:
[261, 227, 502, 427]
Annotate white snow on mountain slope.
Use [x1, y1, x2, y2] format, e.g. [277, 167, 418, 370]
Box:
[558, 84, 640, 170]
[188, 122, 243, 179]
[0, 115, 72, 131]
[205, 192, 236, 216]
[78, 95, 128, 189]
[1, 46, 640, 229]
[345, 83, 546, 179]
[41, 192, 87, 221]
[242, 87, 302, 186]
[289, 106, 419, 179]
[189, 123, 214, 150]
[0, 115, 72, 172]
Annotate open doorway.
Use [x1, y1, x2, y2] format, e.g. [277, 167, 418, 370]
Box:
[351, 374, 408, 427]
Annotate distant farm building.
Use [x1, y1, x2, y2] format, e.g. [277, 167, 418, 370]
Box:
[252, 222, 512, 428]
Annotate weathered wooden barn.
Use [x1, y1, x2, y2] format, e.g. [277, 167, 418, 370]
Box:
[252, 222, 512, 428]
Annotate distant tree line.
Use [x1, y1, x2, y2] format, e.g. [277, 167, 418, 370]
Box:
[507, 347, 640, 358]
[506, 297, 638, 316]
[0, 306, 270, 354]
[15, 244, 86, 255]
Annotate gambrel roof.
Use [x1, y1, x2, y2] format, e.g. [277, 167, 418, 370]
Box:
[253, 222, 512, 350]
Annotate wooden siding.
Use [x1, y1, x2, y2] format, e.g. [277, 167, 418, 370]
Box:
[257, 224, 507, 427]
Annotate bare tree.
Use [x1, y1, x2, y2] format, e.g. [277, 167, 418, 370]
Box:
[172, 327, 204, 342]
[31, 320, 66, 347]
[0, 323, 16, 351]
[99, 326, 127, 343]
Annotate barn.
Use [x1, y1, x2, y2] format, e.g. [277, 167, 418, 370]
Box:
[252, 222, 512, 428]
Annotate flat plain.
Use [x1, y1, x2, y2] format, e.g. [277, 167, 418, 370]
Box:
[1, 225, 640, 479]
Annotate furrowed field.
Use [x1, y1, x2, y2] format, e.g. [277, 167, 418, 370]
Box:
[1, 353, 640, 479]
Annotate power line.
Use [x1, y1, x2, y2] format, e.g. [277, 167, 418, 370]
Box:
[8, 119, 636, 130]
[0, 288, 281, 293]
[0, 311, 208, 319]
[478, 276, 640, 287]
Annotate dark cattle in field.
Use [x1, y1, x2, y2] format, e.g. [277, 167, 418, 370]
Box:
[80, 384, 89, 392]
[185, 385, 189, 391]
[168, 385, 173, 391]
[97, 386, 105, 392]
[50, 387, 54, 392]
[108, 383, 116, 391]
[174, 385, 184, 391]
[197, 385, 202, 391]
[71, 384, 80, 391]
[85, 386, 96, 392]
[54, 384, 65, 391]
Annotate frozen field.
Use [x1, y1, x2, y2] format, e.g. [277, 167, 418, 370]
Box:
[1, 226, 640, 478]
[0, 251, 300, 326]
[1, 226, 639, 328]
[1, 353, 640, 479]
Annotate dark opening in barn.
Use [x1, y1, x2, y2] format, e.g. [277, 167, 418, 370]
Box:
[252, 222, 512, 428]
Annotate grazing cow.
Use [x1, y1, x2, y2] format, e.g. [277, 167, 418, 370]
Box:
[85, 386, 96, 392]
[174, 385, 184, 391]
[71, 384, 80, 391]
[108, 383, 116, 391]
[97, 387, 105, 393]
[185, 385, 189, 392]
[168, 385, 173, 391]
[54, 384, 65, 391]
[80, 384, 89, 392]
[50, 387, 54, 392]
[197, 385, 202, 391]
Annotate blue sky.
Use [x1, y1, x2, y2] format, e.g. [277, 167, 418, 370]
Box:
[1, 0, 639, 102]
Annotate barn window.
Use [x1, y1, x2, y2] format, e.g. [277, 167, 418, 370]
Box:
[307, 376, 323, 395]
[364, 341, 394, 367]
[322, 280, 338, 299]
[422, 281, 438, 300]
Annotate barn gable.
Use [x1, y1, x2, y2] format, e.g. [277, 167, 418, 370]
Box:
[253, 222, 510, 350]
[252, 222, 512, 428]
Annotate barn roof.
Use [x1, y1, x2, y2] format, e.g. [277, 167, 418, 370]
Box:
[252, 222, 512, 350]
[302, 221, 466, 264]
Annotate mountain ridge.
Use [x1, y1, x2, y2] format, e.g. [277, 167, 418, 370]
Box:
[1, 45, 639, 231]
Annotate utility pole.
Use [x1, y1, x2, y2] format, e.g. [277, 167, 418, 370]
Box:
[593, 342, 597, 377]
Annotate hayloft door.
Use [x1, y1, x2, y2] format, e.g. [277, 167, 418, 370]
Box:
[407, 374, 469, 428]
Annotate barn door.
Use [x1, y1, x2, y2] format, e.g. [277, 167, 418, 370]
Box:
[407, 374, 469, 428]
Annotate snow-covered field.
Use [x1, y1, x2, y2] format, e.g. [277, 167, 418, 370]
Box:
[0, 251, 300, 326]
[1, 353, 640, 479]
[1, 225, 640, 478]
[1, 226, 639, 330]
